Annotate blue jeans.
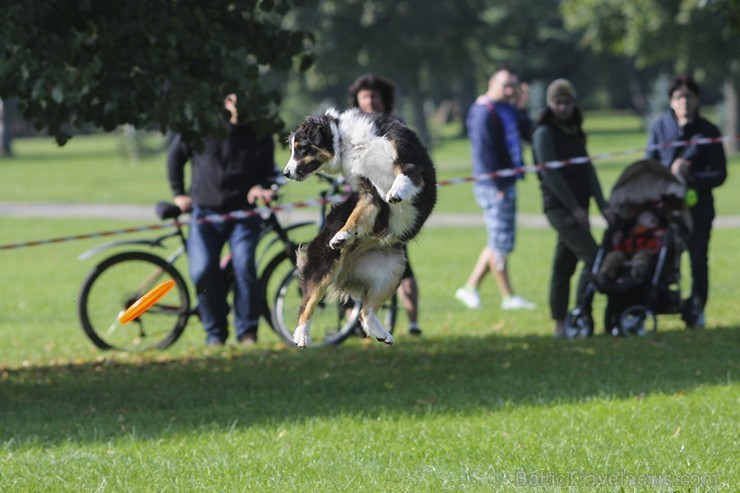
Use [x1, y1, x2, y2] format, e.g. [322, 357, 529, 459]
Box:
[188, 205, 262, 344]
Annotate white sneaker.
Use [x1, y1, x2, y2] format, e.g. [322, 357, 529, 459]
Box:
[501, 294, 535, 310]
[455, 286, 480, 309]
[693, 311, 705, 329]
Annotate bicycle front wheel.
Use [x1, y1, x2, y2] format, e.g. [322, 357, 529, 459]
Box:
[272, 266, 364, 347]
[78, 251, 191, 351]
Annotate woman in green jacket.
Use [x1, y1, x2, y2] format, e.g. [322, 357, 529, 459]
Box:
[533, 79, 611, 338]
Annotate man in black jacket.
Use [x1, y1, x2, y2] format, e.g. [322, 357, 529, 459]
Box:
[646, 75, 727, 328]
[167, 94, 275, 346]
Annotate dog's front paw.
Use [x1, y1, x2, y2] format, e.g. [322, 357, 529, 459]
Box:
[386, 175, 417, 204]
[330, 231, 351, 250]
[293, 324, 311, 348]
[386, 190, 404, 204]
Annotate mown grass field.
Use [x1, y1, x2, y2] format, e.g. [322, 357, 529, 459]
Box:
[0, 113, 738, 492]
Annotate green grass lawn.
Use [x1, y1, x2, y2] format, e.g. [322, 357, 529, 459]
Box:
[1, 114, 738, 491]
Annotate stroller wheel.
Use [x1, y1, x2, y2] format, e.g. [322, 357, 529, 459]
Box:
[618, 306, 657, 337]
[564, 308, 594, 340]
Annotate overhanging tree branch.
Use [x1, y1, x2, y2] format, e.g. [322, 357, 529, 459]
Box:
[0, 0, 314, 146]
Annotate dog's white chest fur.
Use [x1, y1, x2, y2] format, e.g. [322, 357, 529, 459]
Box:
[332, 111, 419, 238]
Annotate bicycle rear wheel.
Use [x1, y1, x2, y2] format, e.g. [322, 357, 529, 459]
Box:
[78, 251, 191, 351]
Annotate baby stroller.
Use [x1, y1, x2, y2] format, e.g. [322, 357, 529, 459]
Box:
[564, 160, 693, 339]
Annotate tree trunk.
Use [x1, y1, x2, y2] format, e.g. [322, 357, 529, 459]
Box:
[457, 68, 478, 138]
[0, 98, 13, 157]
[404, 71, 431, 148]
[624, 59, 648, 121]
[723, 77, 739, 155]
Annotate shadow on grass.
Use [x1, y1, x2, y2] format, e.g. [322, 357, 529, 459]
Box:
[1, 326, 737, 445]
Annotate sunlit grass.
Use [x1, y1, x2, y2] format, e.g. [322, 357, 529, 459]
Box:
[0, 115, 738, 491]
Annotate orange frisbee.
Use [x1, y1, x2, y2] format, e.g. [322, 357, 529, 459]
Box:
[119, 279, 176, 324]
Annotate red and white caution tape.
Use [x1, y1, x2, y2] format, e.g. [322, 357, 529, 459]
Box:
[1, 135, 736, 251]
[439, 134, 737, 187]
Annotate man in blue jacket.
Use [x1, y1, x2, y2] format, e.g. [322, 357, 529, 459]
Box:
[455, 65, 535, 311]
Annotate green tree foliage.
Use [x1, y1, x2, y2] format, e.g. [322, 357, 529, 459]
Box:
[285, 0, 587, 141]
[561, 0, 739, 87]
[0, 0, 314, 146]
[561, 0, 739, 146]
[285, 0, 487, 143]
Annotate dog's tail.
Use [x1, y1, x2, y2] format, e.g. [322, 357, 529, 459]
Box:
[295, 244, 309, 278]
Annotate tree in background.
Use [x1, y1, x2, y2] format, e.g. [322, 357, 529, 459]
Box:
[281, 0, 637, 141]
[0, 0, 314, 147]
[282, 0, 486, 145]
[2, 0, 735, 151]
[561, 0, 739, 152]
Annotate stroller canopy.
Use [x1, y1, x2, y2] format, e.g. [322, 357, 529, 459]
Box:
[608, 159, 692, 232]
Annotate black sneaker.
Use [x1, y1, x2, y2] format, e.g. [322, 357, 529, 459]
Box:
[409, 326, 423, 337]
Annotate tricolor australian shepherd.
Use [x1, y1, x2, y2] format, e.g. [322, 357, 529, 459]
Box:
[283, 108, 436, 348]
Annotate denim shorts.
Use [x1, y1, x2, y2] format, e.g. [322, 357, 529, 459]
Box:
[473, 182, 517, 254]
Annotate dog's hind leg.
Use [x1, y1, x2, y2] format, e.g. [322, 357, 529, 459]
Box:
[293, 244, 339, 348]
[353, 247, 406, 345]
[293, 276, 332, 348]
[360, 303, 394, 345]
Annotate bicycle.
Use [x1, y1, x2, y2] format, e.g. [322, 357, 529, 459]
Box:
[76, 173, 396, 351]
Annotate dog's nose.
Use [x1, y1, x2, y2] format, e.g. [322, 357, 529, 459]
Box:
[283, 170, 291, 179]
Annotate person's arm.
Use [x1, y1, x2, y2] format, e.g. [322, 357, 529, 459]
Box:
[166, 134, 193, 211]
[645, 118, 662, 161]
[586, 163, 608, 212]
[533, 126, 581, 212]
[517, 109, 533, 143]
[468, 104, 501, 175]
[254, 134, 276, 187]
[247, 135, 277, 204]
[686, 122, 727, 191]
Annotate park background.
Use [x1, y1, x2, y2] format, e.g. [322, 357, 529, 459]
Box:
[1, 1, 738, 491]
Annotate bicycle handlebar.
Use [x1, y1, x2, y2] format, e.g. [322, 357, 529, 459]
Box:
[156, 201, 183, 221]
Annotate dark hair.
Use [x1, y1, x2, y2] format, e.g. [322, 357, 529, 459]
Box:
[492, 63, 518, 78]
[347, 74, 396, 113]
[667, 74, 700, 99]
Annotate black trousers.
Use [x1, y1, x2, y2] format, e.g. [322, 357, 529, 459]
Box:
[687, 193, 715, 309]
[545, 208, 599, 320]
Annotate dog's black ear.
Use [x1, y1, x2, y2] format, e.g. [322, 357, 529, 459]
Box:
[319, 116, 335, 155]
[300, 116, 323, 146]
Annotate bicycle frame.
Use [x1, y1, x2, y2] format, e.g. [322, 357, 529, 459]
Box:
[78, 224, 188, 261]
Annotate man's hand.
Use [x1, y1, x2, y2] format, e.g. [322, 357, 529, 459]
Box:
[174, 195, 192, 212]
[516, 82, 530, 109]
[671, 158, 691, 177]
[572, 207, 590, 231]
[602, 207, 617, 226]
[248, 185, 275, 205]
